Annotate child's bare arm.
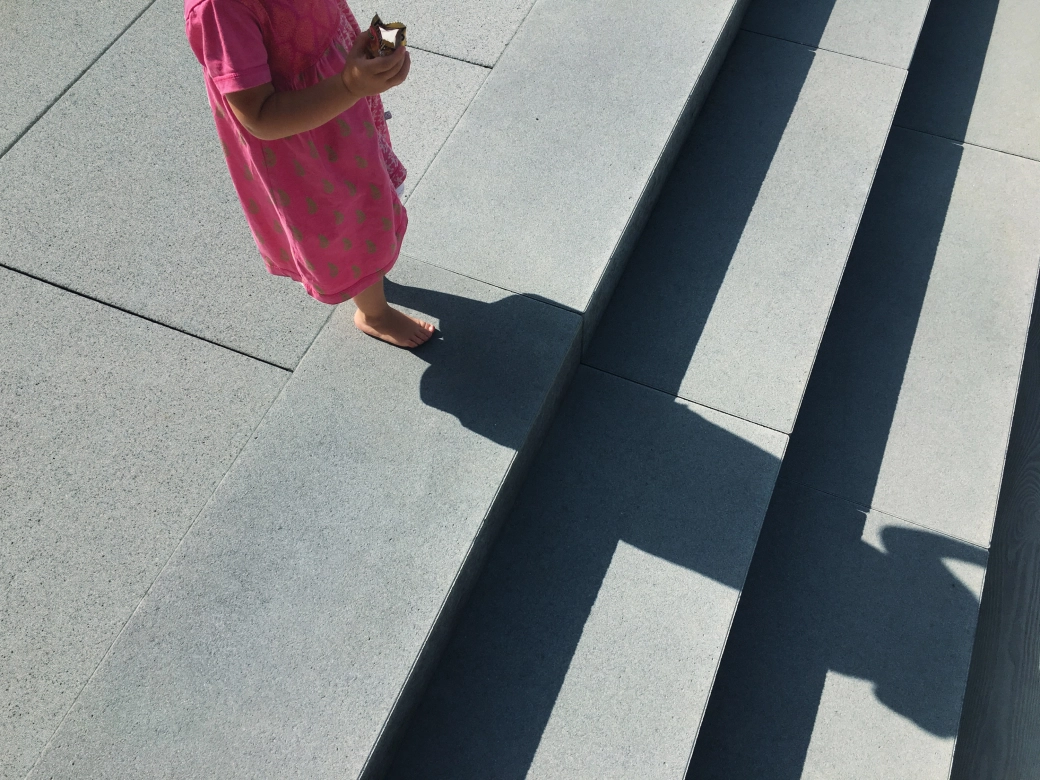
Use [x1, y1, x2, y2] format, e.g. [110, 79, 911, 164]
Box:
[226, 31, 410, 142]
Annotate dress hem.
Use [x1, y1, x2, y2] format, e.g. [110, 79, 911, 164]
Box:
[265, 248, 400, 305]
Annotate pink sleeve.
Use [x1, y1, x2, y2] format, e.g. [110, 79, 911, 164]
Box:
[185, 0, 272, 94]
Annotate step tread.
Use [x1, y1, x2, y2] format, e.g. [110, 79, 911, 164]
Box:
[783, 128, 1040, 547]
[388, 367, 786, 780]
[691, 131, 1040, 779]
[689, 481, 988, 780]
[585, 31, 904, 434]
[25, 258, 580, 780]
[388, 11, 931, 777]
[742, 0, 930, 69]
[401, 0, 746, 315]
[896, 0, 1040, 162]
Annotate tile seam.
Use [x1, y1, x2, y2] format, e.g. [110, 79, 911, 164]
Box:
[389, 0, 537, 199]
[891, 123, 1040, 165]
[0, 0, 161, 161]
[0, 262, 293, 372]
[407, 44, 492, 70]
[739, 27, 910, 73]
[393, 60, 493, 211]
[778, 476, 991, 552]
[779, 65, 910, 448]
[394, 251, 581, 318]
[580, 361, 790, 437]
[488, 0, 543, 69]
[18, 365, 296, 780]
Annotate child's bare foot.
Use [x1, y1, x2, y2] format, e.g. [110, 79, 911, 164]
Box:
[354, 306, 435, 348]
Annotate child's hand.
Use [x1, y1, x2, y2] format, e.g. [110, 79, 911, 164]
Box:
[341, 31, 411, 98]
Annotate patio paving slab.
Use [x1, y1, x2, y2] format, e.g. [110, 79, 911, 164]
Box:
[379, 48, 489, 200]
[782, 128, 1040, 547]
[388, 366, 785, 780]
[402, 0, 745, 318]
[0, 0, 486, 369]
[742, 0, 931, 69]
[0, 0, 154, 155]
[26, 256, 581, 780]
[0, 267, 286, 780]
[585, 33, 903, 433]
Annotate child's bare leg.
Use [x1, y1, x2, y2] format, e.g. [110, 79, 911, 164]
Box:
[352, 275, 435, 348]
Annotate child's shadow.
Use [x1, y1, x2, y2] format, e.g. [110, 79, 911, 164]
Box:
[385, 276, 578, 452]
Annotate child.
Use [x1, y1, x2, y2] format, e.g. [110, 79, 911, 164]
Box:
[185, 0, 434, 348]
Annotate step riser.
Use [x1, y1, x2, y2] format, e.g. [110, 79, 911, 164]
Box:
[359, 328, 582, 780]
[579, 0, 751, 352]
[386, 0, 936, 774]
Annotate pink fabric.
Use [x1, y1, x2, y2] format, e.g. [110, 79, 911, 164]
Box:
[185, 0, 407, 304]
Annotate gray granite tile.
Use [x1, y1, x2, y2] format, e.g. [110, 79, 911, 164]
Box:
[349, 0, 535, 67]
[27, 256, 581, 780]
[1, 1, 490, 369]
[783, 128, 1040, 547]
[378, 49, 488, 200]
[742, 0, 931, 69]
[896, 0, 1040, 162]
[0, 0, 327, 369]
[388, 367, 786, 780]
[0, 0, 153, 154]
[0, 268, 286, 780]
[402, 0, 745, 314]
[690, 481, 988, 780]
[586, 34, 903, 434]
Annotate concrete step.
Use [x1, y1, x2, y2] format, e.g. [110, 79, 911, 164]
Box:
[389, 366, 786, 779]
[0, 268, 288, 780]
[14, 0, 751, 777]
[691, 125, 1040, 780]
[23, 257, 581, 780]
[688, 0, 1040, 764]
[401, 0, 751, 345]
[585, 30, 904, 434]
[384, 0, 932, 775]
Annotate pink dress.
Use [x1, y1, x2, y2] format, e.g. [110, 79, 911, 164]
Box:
[184, 0, 407, 304]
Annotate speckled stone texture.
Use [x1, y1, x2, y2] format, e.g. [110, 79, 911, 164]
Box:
[0, 0, 154, 153]
[585, 32, 903, 433]
[742, 0, 931, 69]
[401, 0, 745, 314]
[388, 367, 786, 780]
[25, 257, 581, 780]
[896, 0, 1040, 162]
[690, 481, 988, 780]
[782, 129, 1040, 547]
[0, 267, 286, 780]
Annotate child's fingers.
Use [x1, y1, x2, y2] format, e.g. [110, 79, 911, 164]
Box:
[387, 51, 411, 86]
[366, 45, 408, 74]
[380, 50, 409, 82]
[348, 30, 372, 57]
[361, 52, 406, 88]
